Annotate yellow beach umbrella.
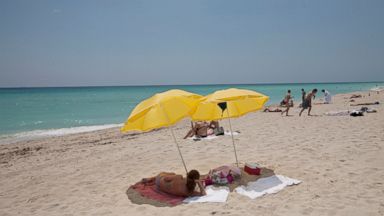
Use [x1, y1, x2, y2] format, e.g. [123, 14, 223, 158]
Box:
[121, 89, 203, 173]
[192, 88, 269, 166]
[192, 88, 269, 120]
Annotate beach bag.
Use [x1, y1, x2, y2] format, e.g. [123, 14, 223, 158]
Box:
[204, 165, 241, 186]
[350, 110, 363, 117]
[210, 170, 233, 185]
[214, 126, 224, 136]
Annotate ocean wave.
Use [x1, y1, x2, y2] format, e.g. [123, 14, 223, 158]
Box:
[0, 123, 123, 145]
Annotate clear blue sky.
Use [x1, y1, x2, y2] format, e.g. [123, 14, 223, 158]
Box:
[0, 0, 383, 87]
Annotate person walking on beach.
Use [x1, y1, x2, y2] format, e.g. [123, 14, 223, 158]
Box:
[300, 88, 306, 107]
[281, 90, 292, 116]
[299, 89, 317, 116]
[321, 89, 332, 104]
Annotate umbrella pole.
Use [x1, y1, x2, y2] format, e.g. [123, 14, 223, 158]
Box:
[170, 127, 188, 174]
[226, 109, 239, 167]
[158, 102, 188, 174]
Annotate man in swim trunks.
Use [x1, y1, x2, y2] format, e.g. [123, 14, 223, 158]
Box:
[299, 88, 317, 116]
[142, 170, 206, 197]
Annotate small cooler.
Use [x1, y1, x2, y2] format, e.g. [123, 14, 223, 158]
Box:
[244, 163, 261, 175]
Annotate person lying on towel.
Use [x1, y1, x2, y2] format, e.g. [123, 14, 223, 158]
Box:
[184, 121, 222, 139]
[141, 170, 206, 197]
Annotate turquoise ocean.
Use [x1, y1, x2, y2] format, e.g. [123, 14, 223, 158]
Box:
[0, 82, 383, 143]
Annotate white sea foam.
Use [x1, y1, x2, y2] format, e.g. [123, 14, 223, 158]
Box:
[370, 86, 384, 92]
[0, 123, 123, 145]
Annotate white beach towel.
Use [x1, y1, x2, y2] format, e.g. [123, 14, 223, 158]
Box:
[183, 186, 230, 203]
[187, 135, 218, 140]
[224, 131, 240, 136]
[187, 131, 239, 141]
[234, 175, 301, 199]
[324, 110, 350, 116]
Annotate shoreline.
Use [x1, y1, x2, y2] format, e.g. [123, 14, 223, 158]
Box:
[0, 90, 379, 146]
[1, 83, 382, 139]
[0, 123, 124, 145]
[0, 90, 383, 215]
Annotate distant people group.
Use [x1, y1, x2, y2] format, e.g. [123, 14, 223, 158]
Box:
[276, 88, 332, 116]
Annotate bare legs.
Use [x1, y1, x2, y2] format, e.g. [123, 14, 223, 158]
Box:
[183, 128, 195, 139]
[299, 107, 312, 116]
[281, 106, 290, 116]
[299, 108, 304, 116]
[141, 172, 176, 185]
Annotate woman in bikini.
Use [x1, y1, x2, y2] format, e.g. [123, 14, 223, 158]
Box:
[141, 170, 206, 197]
[183, 121, 217, 139]
[281, 90, 292, 116]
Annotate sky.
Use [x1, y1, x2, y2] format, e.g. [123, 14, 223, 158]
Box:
[0, 0, 383, 87]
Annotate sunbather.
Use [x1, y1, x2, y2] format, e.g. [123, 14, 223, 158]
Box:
[184, 121, 209, 138]
[350, 101, 380, 106]
[360, 106, 377, 113]
[350, 94, 362, 99]
[183, 121, 220, 139]
[263, 107, 282, 112]
[141, 170, 206, 197]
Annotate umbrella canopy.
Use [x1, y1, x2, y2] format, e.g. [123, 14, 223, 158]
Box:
[191, 88, 269, 167]
[192, 88, 269, 121]
[121, 89, 202, 132]
[121, 89, 203, 173]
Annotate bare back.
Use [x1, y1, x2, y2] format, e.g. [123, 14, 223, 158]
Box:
[305, 92, 314, 103]
[158, 174, 191, 197]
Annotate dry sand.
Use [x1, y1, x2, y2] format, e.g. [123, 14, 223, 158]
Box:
[0, 91, 383, 216]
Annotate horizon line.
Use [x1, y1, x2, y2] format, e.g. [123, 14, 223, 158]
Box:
[0, 80, 383, 89]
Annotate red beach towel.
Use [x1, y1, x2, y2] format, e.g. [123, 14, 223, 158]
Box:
[130, 182, 185, 206]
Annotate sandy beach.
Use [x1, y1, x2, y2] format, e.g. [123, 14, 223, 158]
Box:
[0, 90, 383, 216]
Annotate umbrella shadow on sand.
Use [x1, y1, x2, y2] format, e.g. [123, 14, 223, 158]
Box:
[126, 167, 275, 207]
